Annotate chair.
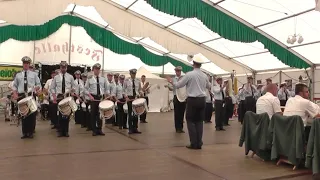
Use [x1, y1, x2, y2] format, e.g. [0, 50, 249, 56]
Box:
[305, 119, 320, 175]
[269, 114, 305, 170]
[239, 111, 271, 161]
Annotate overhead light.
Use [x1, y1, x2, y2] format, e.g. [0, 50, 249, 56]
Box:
[286, 34, 303, 45]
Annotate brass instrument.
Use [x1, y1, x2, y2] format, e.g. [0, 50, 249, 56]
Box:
[142, 82, 150, 92]
[227, 79, 232, 97]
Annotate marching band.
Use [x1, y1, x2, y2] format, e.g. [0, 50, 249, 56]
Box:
[7, 56, 301, 144]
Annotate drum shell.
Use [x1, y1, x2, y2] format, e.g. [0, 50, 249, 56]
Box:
[132, 98, 148, 116]
[123, 103, 128, 114]
[17, 96, 37, 117]
[99, 100, 115, 119]
[58, 97, 77, 116]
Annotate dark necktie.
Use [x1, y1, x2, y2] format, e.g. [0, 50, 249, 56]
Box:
[221, 85, 225, 99]
[62, 74, 65, 94]
[97, 76, 101, 96]
[24, 71, 28, 92]
[132, 79, 136, 97]
[77, 79, 80, 95]
[285, 90, 288, 100]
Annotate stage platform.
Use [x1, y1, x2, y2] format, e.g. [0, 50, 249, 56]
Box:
[0, 112, 314, 180]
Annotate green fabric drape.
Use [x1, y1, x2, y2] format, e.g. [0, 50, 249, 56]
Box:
[0, 15, 193, 72]
[145, 0, 310, 69]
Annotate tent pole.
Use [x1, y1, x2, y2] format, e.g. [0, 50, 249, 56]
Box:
[311, 66, 315, 101]
[162, 64, 164, 76]
[102, 47, 105, 74]
[32, 41, 36, 64]
[68, 26, 72, 65]
[279, 71, 282, 84]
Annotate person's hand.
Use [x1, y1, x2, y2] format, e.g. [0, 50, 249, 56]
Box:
[53, 97, 57, 104]
[89, 95, 94, 101]
[125, 96, 130, 102]
[166, 76, 172, 84]
[34, 86, 40, 91]
[13, 92, 18, 100]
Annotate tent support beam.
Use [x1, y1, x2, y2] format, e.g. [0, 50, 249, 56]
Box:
[136, 37, 145, 42]
[202, 0, 314, 66]
[126, 0, 138, 10]
[255, 8, 315, 28]
[288, 40, 320, 49]
[165, 18, 185, 28]
[230, 50, 269, 59]
[199, 37, 222, 44]
[72, 13, 219, 75]
[256, 67, 296, 73]
[106, 0, 254, 73]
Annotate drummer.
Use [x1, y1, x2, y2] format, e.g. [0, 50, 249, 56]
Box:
[84, 63, 108, 136]
[74, 70, 84, 126]
[113, 74, 126, 129]
[123, 68, 143, 134]
[50, 61, 77, 137]
[12, 56, 41, 139]
[106, 72, 116, 125]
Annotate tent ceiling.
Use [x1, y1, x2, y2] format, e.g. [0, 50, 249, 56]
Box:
[0, 0, 319, 73]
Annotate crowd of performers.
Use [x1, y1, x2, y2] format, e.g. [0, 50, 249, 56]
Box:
[8, 56, 151, 139]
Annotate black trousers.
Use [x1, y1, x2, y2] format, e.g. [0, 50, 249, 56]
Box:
[214, 100, 225, 129]
[305, 126, 311, 143]
[185, 97, 205, 147]
[58, 112, 70, 134]
[85, 103, 91, 130]
[224, 97, 233, 125]
[173, 95, 186, 131]
[123, 110, 128, 128]
[127, 96, 138, 131]
[41, 104, 49, 119]
[116, 99, 126, 128]
[90, 100, 102, 133]
[238, 100, 245, 123]
[280, 100, 287, 107]
[11, 101, 16, 115]
[49, 102, 58, 126]
[204, 102, 213, 122]
[140, 96, 149, 122]
[244, 96, 256, 113]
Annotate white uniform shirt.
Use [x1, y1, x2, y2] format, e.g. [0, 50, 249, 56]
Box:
[283, 95, 320, 126]
[256, 92, 282, 119]
[43, 78, 53, 104]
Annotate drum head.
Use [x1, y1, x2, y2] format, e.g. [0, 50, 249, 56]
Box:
[76, 99, 80, 104]
[59, 97, 72, 106]
[132, 98, 146, 105]
[99, 100, 114, 109]
[123, 103, 128, 110]
[18, 96, 32, 104]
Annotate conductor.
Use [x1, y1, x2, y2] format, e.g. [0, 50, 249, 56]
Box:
[167, 55, 210, 150]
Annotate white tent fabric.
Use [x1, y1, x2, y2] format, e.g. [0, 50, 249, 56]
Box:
[0, 0, 319, 75]
[123, 67, 169, 112]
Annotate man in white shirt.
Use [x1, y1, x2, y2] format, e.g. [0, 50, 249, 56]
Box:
[44, 70, 57, 128]
[283, 83, 320, 141]
[256, 84, 282, 119]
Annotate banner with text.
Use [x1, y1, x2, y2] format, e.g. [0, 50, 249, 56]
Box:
[0, 66, 22, 81]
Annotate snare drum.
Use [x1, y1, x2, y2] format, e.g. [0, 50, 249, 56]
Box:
[132, 98, 148, 116]
[123, 103, 128, 114]
[58, 97, 78, 116]
[99, 100, 115, 119]
[17, 96, 37, 117]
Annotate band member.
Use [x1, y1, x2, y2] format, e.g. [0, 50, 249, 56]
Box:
[85, 63, 107, 136]
[74, 70, 84, 125]
[237, 85, 246, 124]
[43, 71, 56, 125]
[167, 56, 210, 150]
[123, 69, 143, 134]
[261, 78, 272, 96]
[223, 80, 235, 126]
[278, 82, 290, 106]
[204, 74, 213, 123]
[212, 77, 226, 131]
[8, 72, 18, 121]
[106, 72, 116, 125]
[166, 66, 186, 133]
[140, 75, 149, 123]
[81, 73, 90, 130]
[239, 76, 258, 116]
[12, 56, 41, 139]
[113, 74, 126, 129]
[50, 61, 76, 137]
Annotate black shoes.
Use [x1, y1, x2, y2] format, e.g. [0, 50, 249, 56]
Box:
[21, 133, 34, 139]
[176, 129, 185, 133]
[186, 145, 201, 150]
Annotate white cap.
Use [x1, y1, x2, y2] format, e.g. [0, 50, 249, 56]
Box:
[188, 55, 209, 64]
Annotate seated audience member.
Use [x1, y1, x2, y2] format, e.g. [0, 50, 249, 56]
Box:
[283, 83, 320, 141]
[256, 84, 282, 119]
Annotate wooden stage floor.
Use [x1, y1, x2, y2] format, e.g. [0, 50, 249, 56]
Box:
[0, 112, 315, 180]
